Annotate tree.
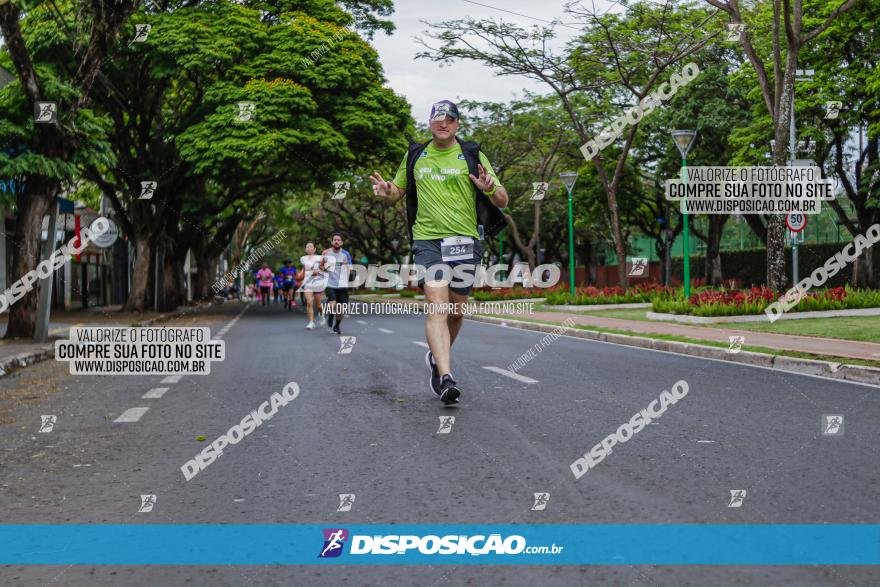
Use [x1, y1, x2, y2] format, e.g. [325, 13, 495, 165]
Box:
[797, 2, 880, 287]
[0, 0, 137, 337]
[86, 1, 410, 310]
[704, 0, 860, 290]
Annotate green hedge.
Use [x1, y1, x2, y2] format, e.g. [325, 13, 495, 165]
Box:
[673, 243, 879, 287]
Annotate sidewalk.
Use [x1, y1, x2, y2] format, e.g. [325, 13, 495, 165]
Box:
[353, 294, 880, 364]
[527, 310, 880, 363]
[0, 303, 213, 377]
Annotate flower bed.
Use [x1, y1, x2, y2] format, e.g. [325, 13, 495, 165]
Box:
[544, 283, 675, 305]
[652, 286, 880, 317]
[471, 287, 558, 302]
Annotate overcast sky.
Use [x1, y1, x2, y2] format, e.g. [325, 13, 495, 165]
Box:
[369, 0, 618, 122]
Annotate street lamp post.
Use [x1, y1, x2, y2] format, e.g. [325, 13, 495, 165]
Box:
[559, 171, 579, 299]
[671, 130, 697, 299]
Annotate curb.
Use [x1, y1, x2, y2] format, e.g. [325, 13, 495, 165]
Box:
[543, 302, 650, 311]
[0, 301, 215, 379]
[467, 314, 880, 388]
[647, 306, 880, 324]
[0, 345, 55, 378]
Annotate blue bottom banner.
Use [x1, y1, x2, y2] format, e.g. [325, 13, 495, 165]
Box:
[1, 524, 878, 565]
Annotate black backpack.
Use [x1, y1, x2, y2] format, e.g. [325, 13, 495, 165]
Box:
[404, 137, 507, 244]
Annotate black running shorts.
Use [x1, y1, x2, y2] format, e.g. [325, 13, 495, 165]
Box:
[325, 287, 350, 304]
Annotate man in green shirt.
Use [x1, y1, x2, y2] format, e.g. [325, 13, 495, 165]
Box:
[370, 100, 509, 405]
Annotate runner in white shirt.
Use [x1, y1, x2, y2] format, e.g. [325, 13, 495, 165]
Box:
[297, 242, 331, 330]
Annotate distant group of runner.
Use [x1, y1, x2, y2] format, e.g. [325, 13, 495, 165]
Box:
[247, 232, 352, 334]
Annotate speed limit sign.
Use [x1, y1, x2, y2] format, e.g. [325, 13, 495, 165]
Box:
[786, 213, 807, 233]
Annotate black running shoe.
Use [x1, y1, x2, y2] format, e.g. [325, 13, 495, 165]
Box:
[328, 314, 335, 329]
[437, 374, 460, 405]
[425, 351, 442, 396]
[333, 324, 341, 334]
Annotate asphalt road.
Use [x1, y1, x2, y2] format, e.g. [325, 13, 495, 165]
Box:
[1, 300, 878, 586]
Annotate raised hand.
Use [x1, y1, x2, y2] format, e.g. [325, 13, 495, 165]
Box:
[370, 172, 394, 199]
[469, 164, 495, 193]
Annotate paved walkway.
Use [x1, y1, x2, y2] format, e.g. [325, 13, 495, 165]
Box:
[520, 309, 880, 362]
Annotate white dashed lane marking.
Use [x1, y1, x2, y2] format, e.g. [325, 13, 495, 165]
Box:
[142, 387, 169, 399]
[114, 407, 150, 422]
[412, 341, 429, 349]
[482, 366, 539, 384]
[161, 375, 182, 384]
[378, 328, 393, 334]
[356, 320, 367, 325]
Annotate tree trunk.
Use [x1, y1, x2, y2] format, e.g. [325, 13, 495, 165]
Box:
[608, 187, 628, 288]
[502, 212, 538, 274]
[767, 54, 797, 291]
[866, 246, 876, 289]
[655, 236, 669, 286]
[193, 251, 219, 301]
[766, 216, 786, 290]
[125, 237, 154, 312]
[5, 181, 55, 338]
[705, 215, 728, 287]
[854, 213, 878, 288]
[523, 248, 537, 273]
[576, 234, 596, 286]
[162, 252, 183, 311]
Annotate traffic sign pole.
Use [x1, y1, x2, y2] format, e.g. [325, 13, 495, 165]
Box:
[786, 213, 807, 286]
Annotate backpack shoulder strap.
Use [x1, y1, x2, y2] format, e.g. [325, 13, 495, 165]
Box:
[404, 140, 431, 243]
[406, 140, 430, 170]
[456, 138, 507, 240]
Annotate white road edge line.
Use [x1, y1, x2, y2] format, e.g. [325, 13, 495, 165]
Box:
[114, 407, 150, 422]
[212, 303, 249, 339]
[482, 366, 538, 384]
[468, 320, 880, 390]
[142, 387, 169, 399]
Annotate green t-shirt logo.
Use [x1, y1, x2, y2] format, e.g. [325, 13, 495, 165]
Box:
[393, 143, 502, 240]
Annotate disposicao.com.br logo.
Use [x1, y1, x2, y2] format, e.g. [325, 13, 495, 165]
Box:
[318, 529, 563, 558]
